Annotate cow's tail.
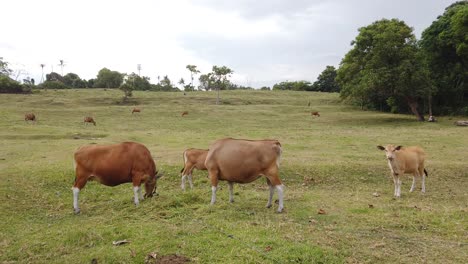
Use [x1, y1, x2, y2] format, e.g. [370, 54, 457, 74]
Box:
[275, 141, 282, 168]
[424, 168, 428, 177]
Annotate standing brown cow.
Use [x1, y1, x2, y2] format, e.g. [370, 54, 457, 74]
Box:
[205, 138, 284, 212]
[311, 111, 320, 117]
[72, 142, 163, 213]
[132, 108, 141, 114]
[180, 148, 208, 190]
[181, 111, 189, 117]
[84, 116, 96, 126]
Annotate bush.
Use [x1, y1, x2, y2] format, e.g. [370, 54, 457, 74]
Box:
[0, 75, 28, 93]
[39, 81, 69, 89]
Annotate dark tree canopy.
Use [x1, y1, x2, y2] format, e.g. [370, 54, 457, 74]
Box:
[420, 1, 468, 115]
[337, 18, 432, 120]
[312, 66, 340, 93]
[94, 68, 124, 88]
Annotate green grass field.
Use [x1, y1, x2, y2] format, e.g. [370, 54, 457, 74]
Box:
[1, 89, 467, 263]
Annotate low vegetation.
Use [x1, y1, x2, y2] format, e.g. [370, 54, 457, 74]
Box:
[0, 89, 467, 263]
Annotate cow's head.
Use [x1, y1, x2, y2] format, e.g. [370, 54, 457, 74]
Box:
[144, 171, 164, 198]
[377, 145, 402, 161]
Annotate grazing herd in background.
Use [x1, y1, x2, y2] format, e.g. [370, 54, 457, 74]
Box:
[22, 104, 429, 214]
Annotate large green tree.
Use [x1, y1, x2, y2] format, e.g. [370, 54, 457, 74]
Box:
[337, 19, 432, 121]
[94, 68, 124, 88]
[312, 66, 340, 92]
[420, 1, 468, 115]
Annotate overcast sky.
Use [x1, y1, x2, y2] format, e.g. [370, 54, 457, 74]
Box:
[1, 0, 457, 88]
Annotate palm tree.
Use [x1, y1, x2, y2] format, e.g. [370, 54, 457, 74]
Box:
[40, 64, 45, 83]
[186, 65, 200, 91]
[58, 60, 66, 76]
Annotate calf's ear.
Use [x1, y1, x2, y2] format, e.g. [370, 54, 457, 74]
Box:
[395, 146, 402, 150]
[377, 145, 385, 150]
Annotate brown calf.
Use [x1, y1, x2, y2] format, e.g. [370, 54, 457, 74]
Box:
[205, 138, 284, 212]
[132, 108, 141, 114]
[377, 145, 428, 198]
[72, 142, 162, 213]
[181, 111, 189, 117]
[84, 116, 96, 126]
[180, 148, 208, 190]
[25, 113, 36, 122]
[311, 111, 320, 117]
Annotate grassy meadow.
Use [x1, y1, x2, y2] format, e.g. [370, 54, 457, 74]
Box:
[0, 89, 467, 263]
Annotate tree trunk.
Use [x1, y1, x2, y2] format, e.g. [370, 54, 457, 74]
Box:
[216, 87, 220, 105]
[428, 95, 433, 117]
[407, 97, 425, 121]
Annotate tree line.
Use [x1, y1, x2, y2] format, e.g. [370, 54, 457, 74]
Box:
[1, 1, 466, 116]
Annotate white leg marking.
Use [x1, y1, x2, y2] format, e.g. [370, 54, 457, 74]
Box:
[266, 185, 274, 208]
[181, 175, 186, 191]
[275, 185, 284, 213]
[410, 175, 416, 192]
[73, 187, 80, 214]
[210, 186, 217, 205]
[393, 176, 398, 197]
[228, 182, 234, 203]
[188, 174, 194, 189]
[133, 186, 140, 206]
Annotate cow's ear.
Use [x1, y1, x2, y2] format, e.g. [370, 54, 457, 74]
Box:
[377, 145, 385, 150]
[395, 146, 402, 150]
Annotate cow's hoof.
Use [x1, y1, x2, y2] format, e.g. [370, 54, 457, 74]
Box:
[276, 208, 283, 213]
[74, 209, 80, 214]
[266, 204, 272, 208]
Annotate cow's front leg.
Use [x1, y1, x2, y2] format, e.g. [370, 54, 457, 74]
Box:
[228, 182, 234, 203]
[133, 186, 141, 206]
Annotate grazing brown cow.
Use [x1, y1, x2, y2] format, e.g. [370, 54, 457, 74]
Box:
[205, 138, 284, 212]
[72, 142, 162, 213]
[84, 116, 96, 126]
[132, 108, 141, 114]
[377, 145, 428, 198]
[181, 111, 189, 117]
[311, 111, 320, 117]
[180, 148, 208, 190]
[25, 113, 36, 122]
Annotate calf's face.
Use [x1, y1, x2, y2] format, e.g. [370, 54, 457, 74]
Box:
[377, 145, 402, 161]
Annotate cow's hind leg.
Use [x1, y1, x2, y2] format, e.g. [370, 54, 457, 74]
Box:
[266, 178, 274, 209]
[410, 172, 418, 192]
[208, 168, 219, 205]
[265, 168, 284, 213]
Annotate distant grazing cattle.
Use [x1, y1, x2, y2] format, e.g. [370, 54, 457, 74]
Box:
[84, 116, 96, 126]
[180, 148, 208, 190]
[25, 113, 36, 122]
[377, 145, 428, 198]
[205, 138, 284, 212]
[132, 108, 141, 114]
[181, 111, 189, 117]
[72, 142, 163, 213]
[311, 111, 320, 117]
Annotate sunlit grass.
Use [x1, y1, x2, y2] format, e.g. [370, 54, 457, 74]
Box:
[1, 89, 467, 263]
